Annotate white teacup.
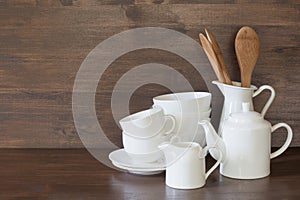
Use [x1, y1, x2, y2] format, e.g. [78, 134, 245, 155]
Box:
[119, 107, 175, 138]
[159, 141, 222, 189]
[123, 129, 171, 163]
[153, 92, 211, 142]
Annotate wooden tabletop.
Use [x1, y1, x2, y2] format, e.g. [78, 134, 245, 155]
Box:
[1, 148, 299, 200]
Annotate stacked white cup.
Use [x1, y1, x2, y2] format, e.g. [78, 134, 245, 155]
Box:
[119, 106, 176, 163]
[119, 92, 212, 163]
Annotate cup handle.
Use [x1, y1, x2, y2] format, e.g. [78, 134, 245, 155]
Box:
[202, 147, 222, 180]
[270, 123, 293, 159]
[253, 85, 276, 118]
[163, 115, 176, 135]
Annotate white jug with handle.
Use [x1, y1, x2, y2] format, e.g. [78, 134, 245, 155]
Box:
[213, 81, 275, 135]
[159, 141, 222, 189]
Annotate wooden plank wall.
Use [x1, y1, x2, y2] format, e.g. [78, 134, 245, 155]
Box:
[0, 0, 299, 148]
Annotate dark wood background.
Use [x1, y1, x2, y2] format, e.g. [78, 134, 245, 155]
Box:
[0, 0, 299, 148]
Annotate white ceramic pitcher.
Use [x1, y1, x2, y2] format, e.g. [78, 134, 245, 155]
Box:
[159, 141, 222, 189]
[213, 81, 275, 134]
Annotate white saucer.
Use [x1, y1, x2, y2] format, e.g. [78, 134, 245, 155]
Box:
[109, 149, 166, 175]
[111, 161, 164, 175]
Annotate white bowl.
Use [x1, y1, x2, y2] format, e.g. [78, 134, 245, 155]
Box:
[198, 108, 211, 119]
[153, 92, 211, 112]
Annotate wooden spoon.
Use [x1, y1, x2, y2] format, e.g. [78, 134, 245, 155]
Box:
[235, 26, 260, 88]
[205, 28, 232, 85]
[199, 33, 226, 83]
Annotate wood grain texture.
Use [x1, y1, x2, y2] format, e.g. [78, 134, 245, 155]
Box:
[0, 1, 299, 148]
[235, 26, 260, 88]
[0, 148, 299, 199]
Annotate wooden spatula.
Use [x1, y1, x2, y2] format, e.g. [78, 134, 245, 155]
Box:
[205, 28, 232, 85]
[199, 33, 226, 83]
[235, 26, 260, 88]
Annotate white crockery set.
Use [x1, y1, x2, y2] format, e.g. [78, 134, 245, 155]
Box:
[109, 27, 293, 189]
[109, 81, 293, 190]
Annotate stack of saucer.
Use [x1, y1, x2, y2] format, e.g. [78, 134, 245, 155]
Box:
[109, 92, 211, 175]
